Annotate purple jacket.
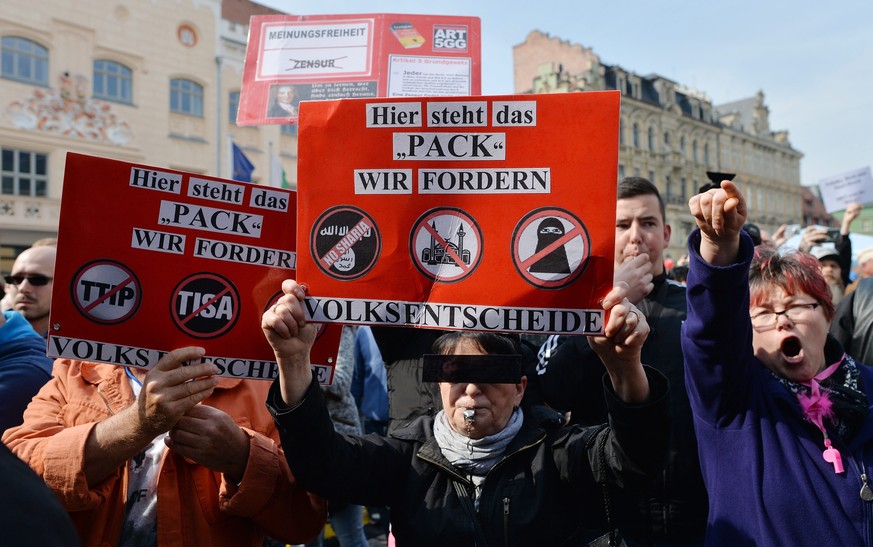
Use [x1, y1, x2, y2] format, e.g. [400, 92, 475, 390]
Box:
[683, 229, 873, 546]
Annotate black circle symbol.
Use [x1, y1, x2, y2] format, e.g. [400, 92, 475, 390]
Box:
[170, 272, 241, 339]
[409, 207, 483, 283]
[511, 207, 591, 289]
[310, 205, 381, 281]
[71, 260, 142, 324]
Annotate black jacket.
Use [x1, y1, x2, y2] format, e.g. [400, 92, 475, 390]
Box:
[534, 274, 707, 544]
[268, 369, 669, 546]
[831, 276, 873, 365]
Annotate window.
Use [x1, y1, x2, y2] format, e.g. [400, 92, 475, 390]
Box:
[680, 177, 687, 201]
[693, 140, 698, 163]
[704, 143, 710, 166]
[1, 148, 48, 197]
[618, 165, 625, 180]
[619, 119, 625, 146]
[280, 124, 297, 137]
[1, 36, 48, 85]
[170, 78, 203, 116]
[647, 127, 655, 152]
[648, 170, 655, 184]
[93, 60, 132, 104]
[679, 136, 686, 159]
[228, 91, 241, 124]
[632, 123, 640, 148]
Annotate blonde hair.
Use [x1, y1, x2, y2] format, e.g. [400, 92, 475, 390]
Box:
[859, 247, 873, 266]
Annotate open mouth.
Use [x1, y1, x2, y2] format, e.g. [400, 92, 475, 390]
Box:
[781, 336, 804, 363]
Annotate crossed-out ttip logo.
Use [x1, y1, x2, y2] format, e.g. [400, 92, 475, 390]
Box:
[310, 205, 381, 281]
[71, 259, 142, 324]
[170, 272, 240, 339]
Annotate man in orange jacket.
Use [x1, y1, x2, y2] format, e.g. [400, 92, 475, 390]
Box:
[3, 346, 326, 547]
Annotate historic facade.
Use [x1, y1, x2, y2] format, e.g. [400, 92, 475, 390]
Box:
[514, 30, 806, 260]
[0, 0, 294, 270]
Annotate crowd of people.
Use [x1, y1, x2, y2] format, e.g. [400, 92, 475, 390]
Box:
[2, 175, 873, 547]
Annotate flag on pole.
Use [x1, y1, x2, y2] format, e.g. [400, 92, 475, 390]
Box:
[231, 140, 255, 182]
[270, 151, 288, 188]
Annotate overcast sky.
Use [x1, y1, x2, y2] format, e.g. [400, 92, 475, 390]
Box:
[258, 0, 872, 187]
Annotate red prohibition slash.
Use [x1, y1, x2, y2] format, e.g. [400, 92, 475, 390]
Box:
[82, 275, 135, 313]
[518, 228, 584, 271]
[410, 207, 483, 284]
[422, 221, 470, 273]
[179, 287, 232, 326]
[310, 205, 381, 281]
[170, 272, 241, 339]
[71, 260, 142, 325]
[511, 207, 591, 290]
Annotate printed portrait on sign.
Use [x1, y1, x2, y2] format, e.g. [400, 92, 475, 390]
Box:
[266, 84, 308, 119]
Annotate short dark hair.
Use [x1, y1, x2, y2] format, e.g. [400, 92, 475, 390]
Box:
[617, 177, 666, 222]
[433, 331, 521, 356]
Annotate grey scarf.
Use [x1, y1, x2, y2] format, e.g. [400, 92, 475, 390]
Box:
[433, 408, 524, 475]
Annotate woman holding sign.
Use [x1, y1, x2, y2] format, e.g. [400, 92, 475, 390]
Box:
[262, 280, 669, 546]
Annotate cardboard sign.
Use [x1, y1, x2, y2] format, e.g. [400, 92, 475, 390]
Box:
[49, 153, 340, 383]
[296, 92, 620, 336]
[236, 13, 481, 126]
[818, 166, 873, 213]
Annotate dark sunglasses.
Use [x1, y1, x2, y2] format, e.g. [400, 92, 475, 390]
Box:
[4, 274, 53, 286]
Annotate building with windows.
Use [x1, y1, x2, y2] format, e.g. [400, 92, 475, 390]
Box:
[514, 30, 805, 260]
[0, 0, 294, 271]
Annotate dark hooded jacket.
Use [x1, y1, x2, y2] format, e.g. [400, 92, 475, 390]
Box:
[268, 369, 669, 546]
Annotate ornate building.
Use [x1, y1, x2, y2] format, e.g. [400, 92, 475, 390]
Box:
[0, 0, 295, 270]
[514, 30, 806, 260]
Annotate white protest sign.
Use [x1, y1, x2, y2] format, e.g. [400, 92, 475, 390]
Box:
[818, 166, 873, 213]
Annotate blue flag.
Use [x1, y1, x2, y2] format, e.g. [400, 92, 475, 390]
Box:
[231, 141, 255, 182]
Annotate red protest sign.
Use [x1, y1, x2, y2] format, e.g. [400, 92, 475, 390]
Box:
[236, 13, 481, 126]
[296, 92, 620, 336]
[49, 153, 340, 382]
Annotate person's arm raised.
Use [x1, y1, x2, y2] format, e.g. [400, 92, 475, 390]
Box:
[688, 180, 747, 266]
[261, 279, 318, 407]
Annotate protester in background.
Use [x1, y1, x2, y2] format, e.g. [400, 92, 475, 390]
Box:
[0, 441, 80, 546]
[742, 223, 762, 246]
[370, 327, 447, 433]
[534, 177, 707, 546]
[0, 279, 16, 312]
[3, 347, 325, 547]
[352, 326, 389, 436]
[810, 245, 846, 305]
[305, 326, 369, 547]
[5, 243, 56, 338]
[846, 246, 873, 294]
[263, 279, 669, 546]
[800, 203, 861, 289]
[685, 180, 873, 545]
[831, 276, 873, 366]
[0, 305, 54, 433]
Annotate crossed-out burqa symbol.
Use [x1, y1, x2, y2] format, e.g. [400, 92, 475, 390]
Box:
[511, 207, 591, 289]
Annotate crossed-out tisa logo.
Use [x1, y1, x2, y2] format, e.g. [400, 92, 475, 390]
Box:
[433, 25, 468, 52]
